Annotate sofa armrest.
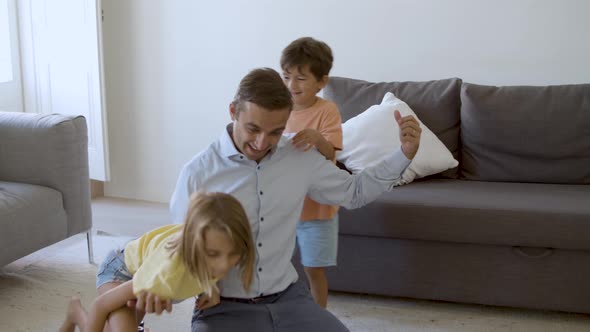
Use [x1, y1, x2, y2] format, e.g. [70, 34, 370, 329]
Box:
[0, 112, 92, 235]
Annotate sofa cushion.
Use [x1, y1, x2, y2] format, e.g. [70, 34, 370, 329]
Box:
[339, 179, 590, 250]
[324, 76, 462, 178]
[460, 82, 590, 184]
[0, 181, 67, 265]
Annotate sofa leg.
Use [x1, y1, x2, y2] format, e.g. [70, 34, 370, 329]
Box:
[87, 231, 95, 264]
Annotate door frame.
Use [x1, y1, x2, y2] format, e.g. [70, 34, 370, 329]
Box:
[0, 0, 23, 112]
[17, 0, 110, 181]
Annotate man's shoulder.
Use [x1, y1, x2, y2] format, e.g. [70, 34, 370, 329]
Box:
[182, 141, 221, 172]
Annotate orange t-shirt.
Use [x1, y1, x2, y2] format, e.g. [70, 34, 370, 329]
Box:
[284, 97, 343, 221]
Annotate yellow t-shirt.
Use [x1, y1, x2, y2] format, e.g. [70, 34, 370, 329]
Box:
[124, 224, 206, 300]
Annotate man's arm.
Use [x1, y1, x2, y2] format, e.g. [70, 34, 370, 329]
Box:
[170, 164, 197, 224]
[306, 148, 410, 208]
[306, 111, 420, 209]
[395, 111, 421, 160]
[132, 291, 173, 316]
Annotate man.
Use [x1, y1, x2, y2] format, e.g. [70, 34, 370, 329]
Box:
[138, 67, 421, 331]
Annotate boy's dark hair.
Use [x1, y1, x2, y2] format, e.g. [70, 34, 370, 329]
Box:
[232, 67, 293, 112]
[280, 37, 333, 81]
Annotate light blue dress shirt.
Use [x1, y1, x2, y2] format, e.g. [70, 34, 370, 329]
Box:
[170, 126, 410, 299]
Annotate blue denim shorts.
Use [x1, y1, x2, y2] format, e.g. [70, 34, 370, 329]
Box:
[96, 248, 133, 289]
[296, 214, 339, 268]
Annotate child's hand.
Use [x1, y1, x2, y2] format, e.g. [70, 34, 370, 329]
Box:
[292, 129, 322, 151]
[196, 287, 220, 310]
[394, 110, 421, 160]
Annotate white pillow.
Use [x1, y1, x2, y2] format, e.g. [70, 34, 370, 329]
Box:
[337, 92, 458, 185]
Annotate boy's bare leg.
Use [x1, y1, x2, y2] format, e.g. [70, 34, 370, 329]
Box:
[304, 267, 328, 308]
[59, 296, 87, 332]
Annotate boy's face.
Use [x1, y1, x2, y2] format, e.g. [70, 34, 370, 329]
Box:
[229, 101, 290, 163]
[282, 66, 328, 110]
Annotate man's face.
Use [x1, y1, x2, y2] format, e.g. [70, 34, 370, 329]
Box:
[229, 101, 291, 163]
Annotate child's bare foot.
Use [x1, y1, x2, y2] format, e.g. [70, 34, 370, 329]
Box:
[59, 296, 87, 332]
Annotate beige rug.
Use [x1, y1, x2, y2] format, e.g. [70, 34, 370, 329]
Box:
[2, 232, 590, 332]
[0, 233, 194, 331]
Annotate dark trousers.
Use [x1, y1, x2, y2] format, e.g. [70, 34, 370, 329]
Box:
[191, 280, 349, 332]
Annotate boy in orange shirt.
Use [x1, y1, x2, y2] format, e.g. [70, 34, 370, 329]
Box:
[281, 37, 342, 308]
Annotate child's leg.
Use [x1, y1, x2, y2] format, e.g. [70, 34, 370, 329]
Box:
[59, 296, 87, 332]
[96, 281, 140, 331]
[296, 215, 339, 309]
[303, 266, 329, 308]
[94, 249, 140, 331]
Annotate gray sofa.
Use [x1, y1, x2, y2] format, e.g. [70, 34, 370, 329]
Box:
[294, 77, 590, 314]
[0, 112, 93, 267]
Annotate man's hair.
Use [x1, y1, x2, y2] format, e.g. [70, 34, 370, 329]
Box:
[167, 192, 255, 296]
[280, 37, 333, 81]
[232, 67, 293, 112]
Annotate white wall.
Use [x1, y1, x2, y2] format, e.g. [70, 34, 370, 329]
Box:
[101, 0, 590, 203]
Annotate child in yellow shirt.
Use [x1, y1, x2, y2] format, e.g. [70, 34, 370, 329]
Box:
[281, 37, 342, 308]
[59, 192, 255, 332]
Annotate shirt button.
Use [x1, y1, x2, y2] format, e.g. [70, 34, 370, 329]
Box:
[260, 217, 264, 222]
[257, 166, 261, 170]
[239, 156, 244, 159]
[260, 191, 263, 195]
[258, 267, 262, 272]
[258, 243, 262, 247]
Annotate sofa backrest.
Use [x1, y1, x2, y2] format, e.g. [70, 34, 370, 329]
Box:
[323, 77, 462, 178]
[460, 82, 590, 184]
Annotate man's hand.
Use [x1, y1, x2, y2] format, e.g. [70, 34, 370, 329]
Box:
[127, 291, 172, 315]
[195, 287, 220, 311]
[292, 129, 323, 151]
[394, 110, 421, 160]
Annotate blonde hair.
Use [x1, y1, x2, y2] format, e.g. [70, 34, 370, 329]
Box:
[167, 192, 255, 296]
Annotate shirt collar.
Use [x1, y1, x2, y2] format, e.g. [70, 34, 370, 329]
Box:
[219, 124, 241, 158]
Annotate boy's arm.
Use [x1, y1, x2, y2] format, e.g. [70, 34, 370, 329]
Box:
[292, 105, 343, 161]
[86, 280, 136, 332]
[292, 128, 336, 160]
[315, 133, 337, 160]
